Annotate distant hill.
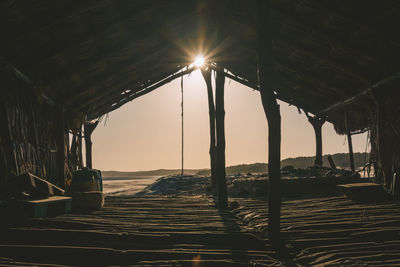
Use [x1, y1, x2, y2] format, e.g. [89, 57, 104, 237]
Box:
[102, 152, 369, 178]
[102, 169, 204, 178]
[196, 163, 268, 176]
[282, 152, 369, 170]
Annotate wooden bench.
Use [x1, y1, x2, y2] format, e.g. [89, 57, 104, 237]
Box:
[22, 196, 72, 218]
[337, 183, 390, 202]
[68, 191, 104, 211]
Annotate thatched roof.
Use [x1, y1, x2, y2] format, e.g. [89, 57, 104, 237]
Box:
[2, 0, 400, 133]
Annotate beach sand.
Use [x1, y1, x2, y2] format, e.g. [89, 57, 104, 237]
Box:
[1, 174, 399, 266]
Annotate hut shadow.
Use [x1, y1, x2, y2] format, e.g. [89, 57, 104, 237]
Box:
[215, 205, 254, 264]
[214, 200, 294, 266]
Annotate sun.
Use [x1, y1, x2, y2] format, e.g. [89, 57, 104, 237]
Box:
[193, 55, 205, 67]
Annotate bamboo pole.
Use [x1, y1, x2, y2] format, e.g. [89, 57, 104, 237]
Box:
[258, 0, 282, 245]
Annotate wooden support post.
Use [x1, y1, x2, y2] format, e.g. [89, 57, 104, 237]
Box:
[84, 120, 99, 169]
[70, 134, 78, 171]
[347, 132, 355, 172]
[344, 112, 355, 172]
[215, 66, 228, 209]
[258, 0, 281, 245]
[56, 109, 66, 188]
[305, 112, 325, 166]
[375, 97, 393, 189]
[327, 155, 337, 169]
[201, 68, 217, 189]
[77, 127, 83, 169]
[0, 101, 14, 195]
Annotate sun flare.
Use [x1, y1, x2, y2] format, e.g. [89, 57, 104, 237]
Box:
[193, 55, 205, 67]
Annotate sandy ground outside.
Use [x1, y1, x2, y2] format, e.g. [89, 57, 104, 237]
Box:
[1, 175, 399, 266]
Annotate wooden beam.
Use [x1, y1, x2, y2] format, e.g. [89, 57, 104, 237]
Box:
[258, 0, 281, 245]
[63, 45, 183, 108]
[88, 66, 196, 120]
[80, 65, 180, 116]
[222, 69, 316, 115]
[272, 59, 349, 99]
[317, 72, 400, 117]
[77, 67, 176, 112]
[0, 56, 63, 109]
[215, 66, 228, 209]
[0, 56, 33, 85]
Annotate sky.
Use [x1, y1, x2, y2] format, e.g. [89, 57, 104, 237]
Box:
[91, 69, 368, 171]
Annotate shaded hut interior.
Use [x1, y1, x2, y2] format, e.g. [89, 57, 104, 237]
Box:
[1, 0, 400, 232]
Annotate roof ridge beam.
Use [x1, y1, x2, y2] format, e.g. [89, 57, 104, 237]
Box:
[317, 71, 400, 117]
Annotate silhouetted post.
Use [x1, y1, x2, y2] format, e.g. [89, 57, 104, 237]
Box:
[70, 133, 78, 171]
[344, 112, 355, 172]
[258, 0, 281, 245]
[77, 127, 83, 169]
[305, 112, 325, 166]
[56, 109, 66, 188]
[215, 66, 228, 209]
[201, 67, 217, 189]
[327, 155, 337, 169]
[84, 120, 99, 169]
[376, 97, 393, 188]
[347, 132, 355, 172]
[0, 102, 16, 193]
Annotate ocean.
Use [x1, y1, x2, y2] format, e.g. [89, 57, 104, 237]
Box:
[102, 176, 160, 196]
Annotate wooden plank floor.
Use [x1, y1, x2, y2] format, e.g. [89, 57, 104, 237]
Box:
[233, 196, 400, 266]
[0, 196, 277, 266]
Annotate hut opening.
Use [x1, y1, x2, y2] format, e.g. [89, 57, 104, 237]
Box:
[1, 0, 400, 248]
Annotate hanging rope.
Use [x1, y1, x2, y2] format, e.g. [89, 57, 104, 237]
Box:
[181, 74, 184, 176]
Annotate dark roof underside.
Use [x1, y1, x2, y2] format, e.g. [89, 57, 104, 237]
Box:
[1, 0, 400, 132]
